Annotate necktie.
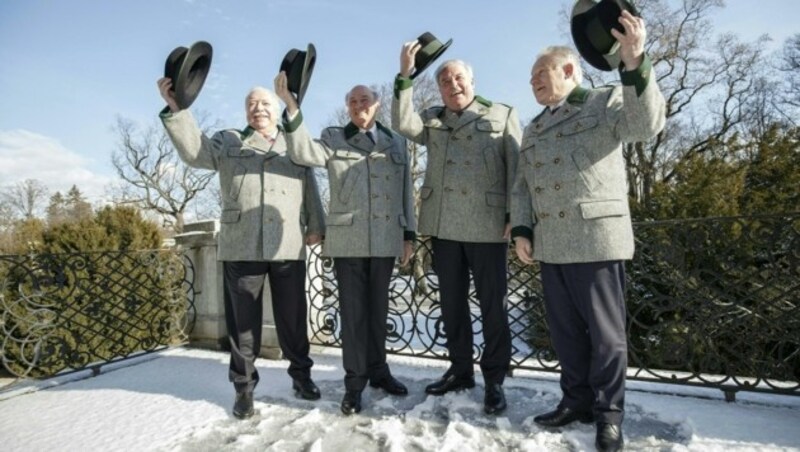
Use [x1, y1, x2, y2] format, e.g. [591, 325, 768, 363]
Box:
[365, 131, 375, 144]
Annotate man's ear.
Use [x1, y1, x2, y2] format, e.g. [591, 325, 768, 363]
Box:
[563, 63, 574, 80]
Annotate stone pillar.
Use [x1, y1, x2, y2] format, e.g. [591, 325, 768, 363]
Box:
[174, 220, 283, 359]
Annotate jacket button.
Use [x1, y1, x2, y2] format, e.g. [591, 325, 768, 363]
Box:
[534, 162, 543, 168]
[461, 189, 467, 194]
[554, 184, 561, 190]
[464, 160, 471, 166]
[372, 194, 379, 199]
[541, 212, 549, 218]
[535, 187, 542, 193]
[373, 214, 380, 219]
[553, 157, 561, 164]
[445, 187, 454, 192]
[559, 211, 565, 218]
[371, 173, 379, 178]
[447, 159, 455, 164]
[467, 136, 472, 140]
[556, 132, 563, 138]
[451, 136, 459, 141]
[385, 215, 390, 220]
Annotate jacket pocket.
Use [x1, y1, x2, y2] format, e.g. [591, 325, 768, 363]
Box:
[579, 199, 627, 220]
[220, 209, 241, 223]
[571, 148, 602, 192]
[476, 119, 504, 133]
[559, 115, 599, 137]
[485, 192, 506, 208]
[483, 147, 500, 186]
[338, 166, 362, 204]
[420, 186, 433, 200]
[326, 212, 354, 226]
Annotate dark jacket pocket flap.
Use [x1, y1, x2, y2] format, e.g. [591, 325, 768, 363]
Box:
[420, 186, 433, 200]
[485, 192, 506, 207]
[580, 200, 627, 219]
[220, 209, 241, 223]
[326, 212, 354, 226]
[476, 119, 504, 132]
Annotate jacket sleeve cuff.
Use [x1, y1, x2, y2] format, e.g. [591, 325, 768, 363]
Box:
[282, 109, 303, 133]
[619, 54, 653, 97]
[403, 230, 416, 241]
[511, 226, 533, 242]
[394, 74, 413, 99]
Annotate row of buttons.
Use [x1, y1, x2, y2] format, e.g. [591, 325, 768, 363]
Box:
[534, 183, 562, 193]
[538, 211, 567, 219]
[532, 157, 562, 168]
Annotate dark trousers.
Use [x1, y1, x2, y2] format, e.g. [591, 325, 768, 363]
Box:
[540, 261, 628, 425]
[334, 257, 395, 391]
[223, 260, 312, 393]
[431, 238, 511, 385]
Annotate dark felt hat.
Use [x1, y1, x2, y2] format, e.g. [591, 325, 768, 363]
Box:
[279, 43, 316, 107]
[412, 32, 453, 80]
[571, 0, 639, 71]
[164, 41, 213, 109]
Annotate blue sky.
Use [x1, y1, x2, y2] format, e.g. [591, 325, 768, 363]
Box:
[0, 0, 797, 201]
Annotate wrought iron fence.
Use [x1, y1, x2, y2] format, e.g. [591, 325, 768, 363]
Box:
[307, 213, 800, 397]
[0, 249, 196, 378]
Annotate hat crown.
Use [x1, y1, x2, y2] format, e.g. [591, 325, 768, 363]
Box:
[411, 31, 452, 79]
[279, 43, 316, 106]
[570, 0, 638, 71]
[164, 41, 212, 109]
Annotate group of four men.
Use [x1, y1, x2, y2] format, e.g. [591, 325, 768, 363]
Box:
[157, 9, 664, 451]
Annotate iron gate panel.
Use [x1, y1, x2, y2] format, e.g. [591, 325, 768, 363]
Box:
[0, 249, 196, 378]
[307, 213, 800, 396]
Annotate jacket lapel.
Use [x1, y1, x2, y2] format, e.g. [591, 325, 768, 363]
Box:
[375, 121, 394, 153]
[241, 126, 281, 158]
[443, 98, 489, 132]
[530, 86, 588, 135]
[344, 122, 375, 154]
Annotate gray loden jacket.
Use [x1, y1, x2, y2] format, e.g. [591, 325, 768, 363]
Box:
[391, 76, 521, 243]
[510, 56, 666, 264]
[283, 111, 416, 258]
[161, 109, 325, 261]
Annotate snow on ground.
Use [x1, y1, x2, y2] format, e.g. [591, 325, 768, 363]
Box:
[1, 347, 798, 451]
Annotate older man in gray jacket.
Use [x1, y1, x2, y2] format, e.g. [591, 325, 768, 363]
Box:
[511, 10, 665, 452]
[392, 43, 521, 415]
[274, 74, 416, 416]
[157, 79, 326, 420]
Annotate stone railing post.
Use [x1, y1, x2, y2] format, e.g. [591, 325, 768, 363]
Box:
[174, 220, 283, 359]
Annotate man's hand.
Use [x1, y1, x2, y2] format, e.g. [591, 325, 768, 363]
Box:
[273, 71, 299, 115]
[400, 240, 413, 266]
[157, 77, 180, 113]
[400, 40, 421, 78]
[305, 234, 322, 246]
[611, 9, 646, 71]
[515, 237, 534, 265]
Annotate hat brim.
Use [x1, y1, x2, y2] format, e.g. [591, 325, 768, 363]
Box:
[173, 41, 213, 109]
[570, 0, 637, 71]
[296, 43, 316, 106]
[411, 38, 452, 80]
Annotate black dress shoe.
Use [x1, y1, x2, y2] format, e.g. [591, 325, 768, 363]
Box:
[533, 406, 594, 427]
[232, 391, 254, 419]
[425, 374, 476, 395]
[483, 383, 507, 414]
[369, 375, 408, 396]
[340, 390, 362, 415]
[596, 422, 624, 451]
[292, 378, 321, 400]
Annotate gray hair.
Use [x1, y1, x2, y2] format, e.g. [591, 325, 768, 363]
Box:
[345, 85, 380, 104]
[245, 86, 281, 116]
[434, 59, 474, 83]
[536, 46, 584, 85]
